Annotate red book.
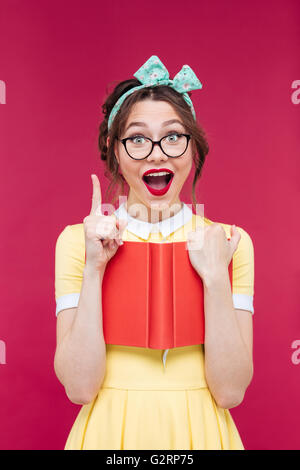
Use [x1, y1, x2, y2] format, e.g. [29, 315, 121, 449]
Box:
[99, 241, 233, 349]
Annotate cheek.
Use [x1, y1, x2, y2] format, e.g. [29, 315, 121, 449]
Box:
[119, 159, 140, 183]
[177, 156, 193, 179]
[117, 151, 129, 172]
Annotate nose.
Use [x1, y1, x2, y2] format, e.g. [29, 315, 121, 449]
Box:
[146, 142, 168, 162]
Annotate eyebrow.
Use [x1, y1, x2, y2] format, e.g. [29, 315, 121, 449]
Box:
[124, 119, 185, 133]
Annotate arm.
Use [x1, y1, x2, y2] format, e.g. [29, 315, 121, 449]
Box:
[54, 174, 127, 405]
[54, 265, 106, 405]
[187, 222, 254, 409]
[202, 268, 253, 409]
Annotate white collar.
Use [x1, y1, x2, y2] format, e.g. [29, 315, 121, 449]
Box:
[114, 202, 193, 240]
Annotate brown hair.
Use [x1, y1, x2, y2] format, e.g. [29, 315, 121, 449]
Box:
[98, 78, 209, 212]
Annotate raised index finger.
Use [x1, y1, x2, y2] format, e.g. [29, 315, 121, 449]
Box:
[90, 174, 103, 216]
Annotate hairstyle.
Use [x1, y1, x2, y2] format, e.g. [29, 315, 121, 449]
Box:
[98, 78, 209, 211]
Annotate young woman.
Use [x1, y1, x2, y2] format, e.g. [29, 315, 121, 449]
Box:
[54, 56, 255, 450]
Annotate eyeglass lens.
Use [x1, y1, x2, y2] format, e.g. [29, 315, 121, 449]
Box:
[125, 134, 188, 159]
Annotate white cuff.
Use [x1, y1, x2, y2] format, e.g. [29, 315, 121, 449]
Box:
[232, 293, 254, 314]
[56, 293, 80, 316]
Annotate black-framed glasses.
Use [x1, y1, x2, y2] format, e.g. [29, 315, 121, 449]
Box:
[117, 133, 191, 160]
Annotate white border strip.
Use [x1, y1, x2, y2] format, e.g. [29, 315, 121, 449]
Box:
[232, 293, 254, 314]
[56, 293, 80, 316]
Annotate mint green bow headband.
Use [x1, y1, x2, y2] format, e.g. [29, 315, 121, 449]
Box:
[107, 55, 203, 130]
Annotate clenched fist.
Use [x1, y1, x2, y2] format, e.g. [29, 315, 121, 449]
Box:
[187, 223, 241, 281]
[83, 174, 128, 272]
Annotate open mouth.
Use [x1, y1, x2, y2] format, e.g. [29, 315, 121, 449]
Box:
[142, 172, 174, 190]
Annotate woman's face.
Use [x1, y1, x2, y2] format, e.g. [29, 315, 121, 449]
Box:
[114, 99, 193, 220]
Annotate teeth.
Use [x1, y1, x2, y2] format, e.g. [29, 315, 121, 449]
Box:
[145, 171, 172, 177]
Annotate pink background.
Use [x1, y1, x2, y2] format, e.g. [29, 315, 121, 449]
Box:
[0, 0, 300, 450]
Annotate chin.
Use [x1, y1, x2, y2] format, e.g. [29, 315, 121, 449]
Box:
[148, 197, 179, 212]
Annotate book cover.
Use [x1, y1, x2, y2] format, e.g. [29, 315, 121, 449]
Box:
[101, 241, 233, 349]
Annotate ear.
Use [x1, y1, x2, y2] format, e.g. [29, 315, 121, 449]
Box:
[191, 138, 197, 157]
[106, 136, 110, 147]
[113, 139, 120, 166]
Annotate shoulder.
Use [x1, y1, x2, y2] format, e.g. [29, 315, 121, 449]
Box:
[56, 223, 84, 241]
[196, 214, 254, 248]
[192, 214, 254, 259]
[55, 223, 85, 253]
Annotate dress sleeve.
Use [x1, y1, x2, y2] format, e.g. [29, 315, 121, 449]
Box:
[54, 224, 85, 316]
[231, 226, 255, 314]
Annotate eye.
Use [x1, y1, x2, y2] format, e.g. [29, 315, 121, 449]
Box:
[165, 133, 181, 143]
[130, 135, 147, 145]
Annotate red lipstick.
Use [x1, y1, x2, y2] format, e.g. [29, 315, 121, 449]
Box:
[142, 168, 174, 196]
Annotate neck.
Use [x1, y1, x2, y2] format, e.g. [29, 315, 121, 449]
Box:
[125, 197, 183, 223]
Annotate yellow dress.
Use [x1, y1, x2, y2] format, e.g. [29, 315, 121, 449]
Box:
[55, 203, 254, 450]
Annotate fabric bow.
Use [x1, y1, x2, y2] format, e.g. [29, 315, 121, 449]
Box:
[134, 55, 202, 94]
[107, 55, 203, 130]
